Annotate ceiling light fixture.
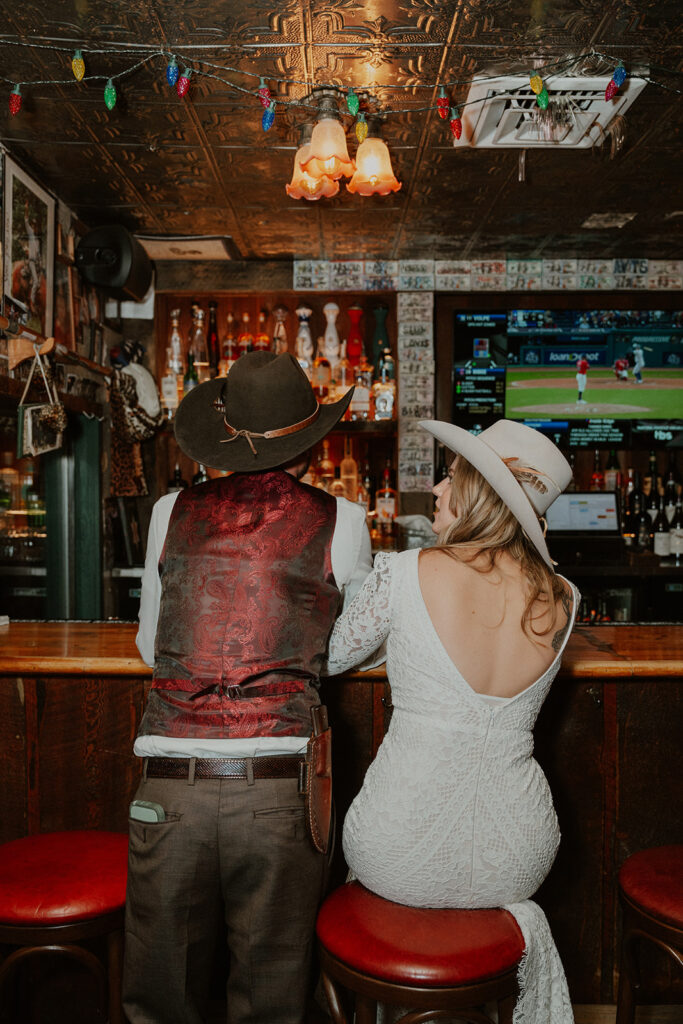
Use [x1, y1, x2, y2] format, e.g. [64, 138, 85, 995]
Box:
[346, 116, 401, 197]
[286, 123, 340, 201]
[300, 91, 355, 181]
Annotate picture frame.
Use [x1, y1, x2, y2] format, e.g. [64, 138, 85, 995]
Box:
[3, 155, 55, 338]
[17, 403, 63, 457]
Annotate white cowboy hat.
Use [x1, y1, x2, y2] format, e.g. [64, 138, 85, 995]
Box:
[419, 419, 573, 568]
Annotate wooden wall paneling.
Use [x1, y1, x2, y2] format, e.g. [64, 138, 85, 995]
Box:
[0, 677, 31, 843]
[534, 679, 606, 1004]
[34, 676, 143, 837]
[614, 678, 683, 1003]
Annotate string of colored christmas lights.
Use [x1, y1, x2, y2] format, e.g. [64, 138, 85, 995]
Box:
[0, 38, 681, 126]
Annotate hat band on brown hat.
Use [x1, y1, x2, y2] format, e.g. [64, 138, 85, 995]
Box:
[220, 402, 321, 457]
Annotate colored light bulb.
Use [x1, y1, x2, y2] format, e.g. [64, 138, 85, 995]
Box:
[166, 56, 179, 87]
[355, 111, 368, 144]
[104, 78, 117, 111]
[71, 49, 85, 82]
[449, 106, 462, 140]
[8, 84, 22, 116]
[262, 100, 276, 131]
[536, 86, 549, 109]
[529, 72, 544, 95]
[257, 77, 271, 109]
[613, 63, 627, 88]
[605, 79, 618, 101]
[346, 87, 359, 117]
[436, 85, 449, 120]
[177, 68, 191, 97]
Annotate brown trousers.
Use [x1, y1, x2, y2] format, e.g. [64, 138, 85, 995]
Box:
[122, 770, 327, 1024]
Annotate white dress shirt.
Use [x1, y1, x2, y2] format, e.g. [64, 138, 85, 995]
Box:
[135, 488, 373, 759]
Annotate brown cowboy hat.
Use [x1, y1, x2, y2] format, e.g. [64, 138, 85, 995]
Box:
[174, 351, 354, 472]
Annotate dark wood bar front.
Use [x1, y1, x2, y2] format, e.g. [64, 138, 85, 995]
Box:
[0, 621, 681, 1006]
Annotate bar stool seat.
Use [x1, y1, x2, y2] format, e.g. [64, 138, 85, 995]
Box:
[316, 881, 524, 1024]
[616, 845, 683, 1024]
[0, 830, 129, 1024]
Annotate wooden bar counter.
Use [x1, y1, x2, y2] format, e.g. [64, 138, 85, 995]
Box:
[0, 620, 681, 1006]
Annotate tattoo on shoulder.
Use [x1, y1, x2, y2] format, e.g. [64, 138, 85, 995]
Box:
[551, 588, 573, 652]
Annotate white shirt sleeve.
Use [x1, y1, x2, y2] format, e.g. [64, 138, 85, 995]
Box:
[331, 497, 374, 611]
[135, 491, 179, 667]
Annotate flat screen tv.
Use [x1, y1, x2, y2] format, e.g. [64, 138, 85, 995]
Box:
[504, 308, 683, 422]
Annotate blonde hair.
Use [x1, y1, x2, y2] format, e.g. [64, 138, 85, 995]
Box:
[435, 456, 565, 640]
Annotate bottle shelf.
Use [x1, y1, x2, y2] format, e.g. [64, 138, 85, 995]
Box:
[330, 419, 395, 436]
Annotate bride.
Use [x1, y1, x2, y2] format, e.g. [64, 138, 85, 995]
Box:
[325, 419, 580, 1024]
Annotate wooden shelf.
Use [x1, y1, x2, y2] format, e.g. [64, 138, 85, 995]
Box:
[0, 373, 104, 419]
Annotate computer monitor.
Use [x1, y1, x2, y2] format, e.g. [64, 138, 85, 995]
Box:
[545, 492, 621, 534]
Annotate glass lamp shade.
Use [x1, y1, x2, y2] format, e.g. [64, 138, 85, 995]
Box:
[286, 143, 340, 201]
[346, 136, 402, 196]
[300, 116, 355, 180]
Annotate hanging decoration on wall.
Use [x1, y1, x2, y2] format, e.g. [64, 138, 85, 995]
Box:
[103, 77, 116, 110]
[176, 67, 191, 97]
[605, 61, 628, 100]
[262, 99, 276, 131]
[436, 85, 449, 119]
[449, 107, 462, 140]
[8, 84, 22, 116]
[166, 55, 179, 87]
[71, 49, 85, 81]
[355, 111, 368, 144]
[257, 76, 271, 108]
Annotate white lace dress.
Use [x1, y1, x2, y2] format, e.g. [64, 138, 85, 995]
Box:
[326, 548, 580, 1024]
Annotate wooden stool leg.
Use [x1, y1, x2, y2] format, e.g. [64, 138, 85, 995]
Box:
[107, 928, 124, 1024]
[355, 992, 378, 1024]
[321, 971, 349, 1024]
[616, 926, 639, 1024]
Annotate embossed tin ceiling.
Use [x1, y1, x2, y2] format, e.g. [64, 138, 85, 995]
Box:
[1, 0, 681, 261]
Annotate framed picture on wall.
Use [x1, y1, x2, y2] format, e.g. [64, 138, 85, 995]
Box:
[3, 155, 55, 338]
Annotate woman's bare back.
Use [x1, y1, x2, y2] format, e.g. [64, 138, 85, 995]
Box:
[418, 547, 573, 698]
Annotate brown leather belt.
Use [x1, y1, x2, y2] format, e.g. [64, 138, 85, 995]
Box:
[144, 755, 304, 780]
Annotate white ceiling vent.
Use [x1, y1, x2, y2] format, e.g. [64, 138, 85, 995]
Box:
[453, 75, 647, 148]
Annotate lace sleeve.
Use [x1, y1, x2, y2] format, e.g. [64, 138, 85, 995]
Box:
[324, 552, 395, 676]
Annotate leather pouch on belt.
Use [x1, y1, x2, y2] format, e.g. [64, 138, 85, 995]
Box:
[302, 704, 332, 855]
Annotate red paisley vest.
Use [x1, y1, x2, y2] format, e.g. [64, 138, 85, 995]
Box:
[137, 470, 340, 741]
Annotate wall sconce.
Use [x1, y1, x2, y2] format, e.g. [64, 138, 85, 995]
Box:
[347, 116, 401, 196]
[300, 91, 355, 181]
[286, 123, 340, 201]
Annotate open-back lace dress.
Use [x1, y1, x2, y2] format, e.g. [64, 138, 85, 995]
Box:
[326, 548, 580, 1024]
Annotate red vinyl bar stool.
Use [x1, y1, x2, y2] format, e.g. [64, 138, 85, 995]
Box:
[0, 831, 129, 1024]
[316, 881, 525, 1024]
[616, 845, 683, 1024]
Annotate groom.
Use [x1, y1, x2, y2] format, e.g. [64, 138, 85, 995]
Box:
[123, 351, 373, 1024]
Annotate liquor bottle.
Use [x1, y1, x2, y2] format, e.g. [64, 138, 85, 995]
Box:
[664, 470, 678, 524]
[160, 345, 180, 419]
[220, 313, 236, 376]
[635, 493, 653, 551]
[295, 305, 314, 379]
[350, 355, 373, 420]
[589, 450, 604, 492]
[372, 348, 396, 420]
[346, 305, 364, 367]
[355, 476, 370, 516]
[254, 310, 271, 351]
[312, 338, 331, 401]
[376, 460, 397, 546]
[644, 482, 658, 524]
[207, 301, 220, 377]
[322, 302, 341, 365]
[189, 308, 210, 383]
[370, 304, 390, 377]
[271, 304, 289, 355]
[669, 497, 683, 565]
[183, 351, 199, 395]
[167, 462, 189, 493]
[645, 450, 659, 495]
[604, 450, 620, 492]
[329, 468, 346, 499]
[339, 437, 358, 504]
[331, 339, 353, 409]
[192, 464, 209, 486]
[566, 452, 577, 492]
[361, 456, 375, 508]
[237, 312, 253, 357]
[652, 495, 671, 559]
[624, 469, 641, 514]
[318, 439, 335, 491]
